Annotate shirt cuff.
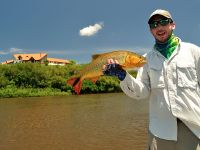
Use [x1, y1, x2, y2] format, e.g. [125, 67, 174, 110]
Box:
[120, 73, 139, 99]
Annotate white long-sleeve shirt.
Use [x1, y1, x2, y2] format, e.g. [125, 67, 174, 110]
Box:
[120, 41, 200, 140]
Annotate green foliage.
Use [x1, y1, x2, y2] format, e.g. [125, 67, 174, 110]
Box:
[0, 75, 9, 88]
[0, 62, 138, 98]
[0, 87, 70, 98]
[44, 60, 49, 66]
[69, 60, 76, 65]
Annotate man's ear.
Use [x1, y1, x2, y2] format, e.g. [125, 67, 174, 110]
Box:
[171, 22, 176, 30]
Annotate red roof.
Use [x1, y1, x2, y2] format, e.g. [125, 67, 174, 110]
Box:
[13, 53, 47, 61]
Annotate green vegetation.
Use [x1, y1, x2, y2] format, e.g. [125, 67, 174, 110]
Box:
[0, 62, 137, 98]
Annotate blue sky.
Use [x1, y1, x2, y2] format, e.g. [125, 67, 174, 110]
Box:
[0, 0, 200, 63]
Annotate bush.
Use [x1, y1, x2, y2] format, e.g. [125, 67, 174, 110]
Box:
[0, 62, 137, 97]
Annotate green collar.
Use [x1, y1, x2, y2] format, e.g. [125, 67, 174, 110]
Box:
[154, 34, 180, 59]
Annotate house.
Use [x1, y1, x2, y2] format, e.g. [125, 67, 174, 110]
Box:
[13, 53, 47, 63]
[47, 58, 70, 66]
[1, 53, 71, 66]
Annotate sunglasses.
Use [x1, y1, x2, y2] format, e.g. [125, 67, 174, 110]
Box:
[149, 19, 172, 29]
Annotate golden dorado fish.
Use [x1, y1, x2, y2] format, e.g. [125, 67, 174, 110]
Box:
[67, 50, 146, 94]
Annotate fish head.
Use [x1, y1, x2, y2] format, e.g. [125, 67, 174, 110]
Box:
[123, 52, 147, 68]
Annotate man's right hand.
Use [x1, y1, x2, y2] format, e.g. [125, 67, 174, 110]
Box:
[102, 59, 126, 81]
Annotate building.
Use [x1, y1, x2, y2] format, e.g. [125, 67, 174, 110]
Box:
[13, 53, 47, 63]
[47, 58, 70, 66]
[1, 53, 71, 66]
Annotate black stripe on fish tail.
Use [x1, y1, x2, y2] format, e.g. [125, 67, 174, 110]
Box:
[73, 77, 81, 87]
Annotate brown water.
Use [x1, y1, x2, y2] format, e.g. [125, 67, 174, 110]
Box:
[0, 93, 148, 150]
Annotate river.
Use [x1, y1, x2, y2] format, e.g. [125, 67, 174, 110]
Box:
[0, 93, 149, 150]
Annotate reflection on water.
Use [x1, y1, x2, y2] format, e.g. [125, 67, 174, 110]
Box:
[0, 93, 148, 150]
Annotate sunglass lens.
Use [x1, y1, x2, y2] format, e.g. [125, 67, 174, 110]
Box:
[160, 19, 170, 26]
[149, 22, 157, 29]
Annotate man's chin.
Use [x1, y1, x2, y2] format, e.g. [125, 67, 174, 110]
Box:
[156, 37, 168, 43]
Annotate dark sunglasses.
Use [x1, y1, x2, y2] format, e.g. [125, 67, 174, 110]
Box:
[149, 19, 172, 29]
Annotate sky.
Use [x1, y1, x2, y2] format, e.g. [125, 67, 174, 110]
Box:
[0, 0, 200, 64]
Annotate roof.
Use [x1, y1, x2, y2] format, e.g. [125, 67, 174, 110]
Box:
[1, 60, 14, 64]
[13, 53, 47, 61]
[47, 58, 70, 64]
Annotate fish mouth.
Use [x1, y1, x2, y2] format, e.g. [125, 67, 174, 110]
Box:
[138, 58, 147, 67]
[124, 55, 147, 68]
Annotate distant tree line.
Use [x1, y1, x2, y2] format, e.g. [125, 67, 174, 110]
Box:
[0, 62, 137, 98]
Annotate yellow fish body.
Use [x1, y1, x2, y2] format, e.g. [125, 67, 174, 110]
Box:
[67, 50, 146, 94]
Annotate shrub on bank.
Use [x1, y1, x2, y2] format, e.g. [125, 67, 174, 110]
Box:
[0, 87, 70, 98]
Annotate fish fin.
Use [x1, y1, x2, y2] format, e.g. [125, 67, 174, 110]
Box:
[91, 54, 102, 60]
[66, 77, 78, 86]
[66, 77, 82, 95]
[74, 80, 82, 95]
[120, 64, 126, 69]
[91, 77, 99, 84]
[91, 50, 123, 61]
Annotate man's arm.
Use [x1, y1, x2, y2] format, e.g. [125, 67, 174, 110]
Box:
[192, 44, 200, 86]
[120, 64, 150, 100]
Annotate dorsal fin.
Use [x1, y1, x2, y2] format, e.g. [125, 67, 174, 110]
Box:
[91, 54, 102, 60]
[91, 50, 125, 61]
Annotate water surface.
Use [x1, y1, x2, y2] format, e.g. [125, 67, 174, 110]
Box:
[0, 93, 148, 150]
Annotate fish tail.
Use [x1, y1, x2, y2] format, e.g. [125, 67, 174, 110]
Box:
[66, 77, 78, 86]
[74, 80, 82, 95]
[66, 77, 82, 94]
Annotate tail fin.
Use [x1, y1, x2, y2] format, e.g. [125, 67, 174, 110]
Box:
[66, 77, 82, 95]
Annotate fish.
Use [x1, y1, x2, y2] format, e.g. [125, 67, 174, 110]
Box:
[66, 50, 146, 94]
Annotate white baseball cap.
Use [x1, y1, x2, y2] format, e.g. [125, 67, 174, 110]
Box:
[148, 9, 173, 24]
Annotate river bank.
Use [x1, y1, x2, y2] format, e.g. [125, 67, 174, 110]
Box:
[0, 87, 71, 98]
[0, 87, 123, 98]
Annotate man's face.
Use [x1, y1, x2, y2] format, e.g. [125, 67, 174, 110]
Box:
[149, 15, 176, 43]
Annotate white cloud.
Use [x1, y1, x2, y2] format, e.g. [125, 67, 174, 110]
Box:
[0, 48, 24, 56]
[79, 22, 104, 37]
[9, 48, 23, 53]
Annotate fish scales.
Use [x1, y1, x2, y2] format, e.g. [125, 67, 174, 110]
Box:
[66, 50, 146, 94]
[79, 54, 122, 76]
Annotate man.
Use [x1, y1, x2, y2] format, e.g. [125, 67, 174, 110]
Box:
[103, 9, 200, 150]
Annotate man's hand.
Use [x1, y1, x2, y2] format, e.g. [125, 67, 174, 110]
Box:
[102, 59, 126, 81]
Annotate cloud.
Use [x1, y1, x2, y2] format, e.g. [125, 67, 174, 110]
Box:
[79, 22, 104, 37]
[9, 48, 23, 53]
[0, 48, 24, 56]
